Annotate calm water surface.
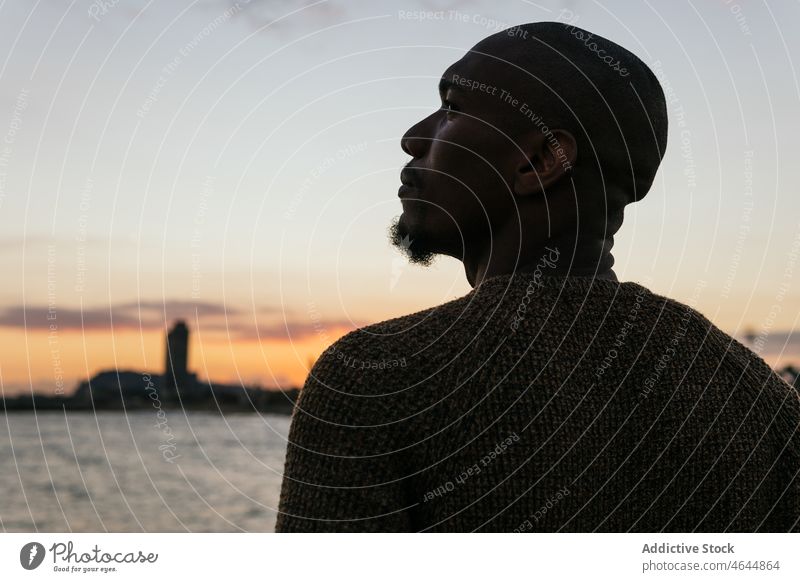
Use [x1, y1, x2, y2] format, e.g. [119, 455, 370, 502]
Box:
[0, 411, 290, 532]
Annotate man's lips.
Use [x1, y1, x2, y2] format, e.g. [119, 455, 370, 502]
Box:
[398, 184, 417, 198]
[400, 167, 421, 186]
[399, 167, 421, 198]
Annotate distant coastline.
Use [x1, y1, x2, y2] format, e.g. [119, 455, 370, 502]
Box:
[3, 380, 300, 415]
[3, 320, 300, 415]
[2, 377, 300, 415]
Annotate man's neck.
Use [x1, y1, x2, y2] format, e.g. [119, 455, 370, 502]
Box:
[463, 230, 617, 288]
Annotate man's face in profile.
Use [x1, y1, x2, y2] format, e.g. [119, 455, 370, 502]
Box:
[390, 49, 527, 265]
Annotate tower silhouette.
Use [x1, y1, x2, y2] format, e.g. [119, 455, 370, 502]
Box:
[164, 320, 189, 393]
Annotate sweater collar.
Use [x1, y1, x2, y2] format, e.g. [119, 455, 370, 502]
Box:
[472, 271, 638, 296]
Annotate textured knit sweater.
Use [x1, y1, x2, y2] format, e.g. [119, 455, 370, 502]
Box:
[276, 273, 800, 532]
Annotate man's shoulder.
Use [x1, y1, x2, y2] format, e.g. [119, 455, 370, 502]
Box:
[637, 287, 799, 412]
[317, 293, 472, 370]
[297, 296, 474, 419]
[632, 284, 729, 348]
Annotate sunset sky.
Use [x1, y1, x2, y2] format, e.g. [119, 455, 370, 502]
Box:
[1, 0, 799, 395]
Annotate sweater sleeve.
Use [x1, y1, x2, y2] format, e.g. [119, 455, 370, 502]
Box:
[275, 349, 414, 532]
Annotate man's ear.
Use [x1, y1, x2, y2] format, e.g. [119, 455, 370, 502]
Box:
[512, 129, 577, 196]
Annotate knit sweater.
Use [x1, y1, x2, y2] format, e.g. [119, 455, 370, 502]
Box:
[275, 273, 800, 532]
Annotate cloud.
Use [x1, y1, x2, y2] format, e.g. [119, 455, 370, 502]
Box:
[0, 300, 362, 341]
[754, 330, 800, 352]
[224, 318, 362, 342]
[0, 305, 139, 330]
[0, 300, 240, 330]
[116, 299, 245, 318]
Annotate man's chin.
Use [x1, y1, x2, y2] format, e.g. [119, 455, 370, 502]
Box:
[388, 216, 437, 266]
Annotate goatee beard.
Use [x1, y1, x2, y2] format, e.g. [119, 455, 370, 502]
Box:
[388, 217, 436, 267]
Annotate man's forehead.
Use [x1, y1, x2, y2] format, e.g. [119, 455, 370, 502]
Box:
[441, 49, 534, 89]
[441, 53, 490, 83]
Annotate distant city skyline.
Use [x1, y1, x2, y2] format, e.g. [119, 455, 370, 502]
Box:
[1, 0, 799, 395]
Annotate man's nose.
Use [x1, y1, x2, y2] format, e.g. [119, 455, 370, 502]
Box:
[400, 115, 434, 158]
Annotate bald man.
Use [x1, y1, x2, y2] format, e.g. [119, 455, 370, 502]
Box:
[277, 22, 800, 532]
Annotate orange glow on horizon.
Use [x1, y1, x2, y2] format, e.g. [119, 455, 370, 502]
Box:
[1, 323, 797, 398]
[0, 325, 357, 397]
